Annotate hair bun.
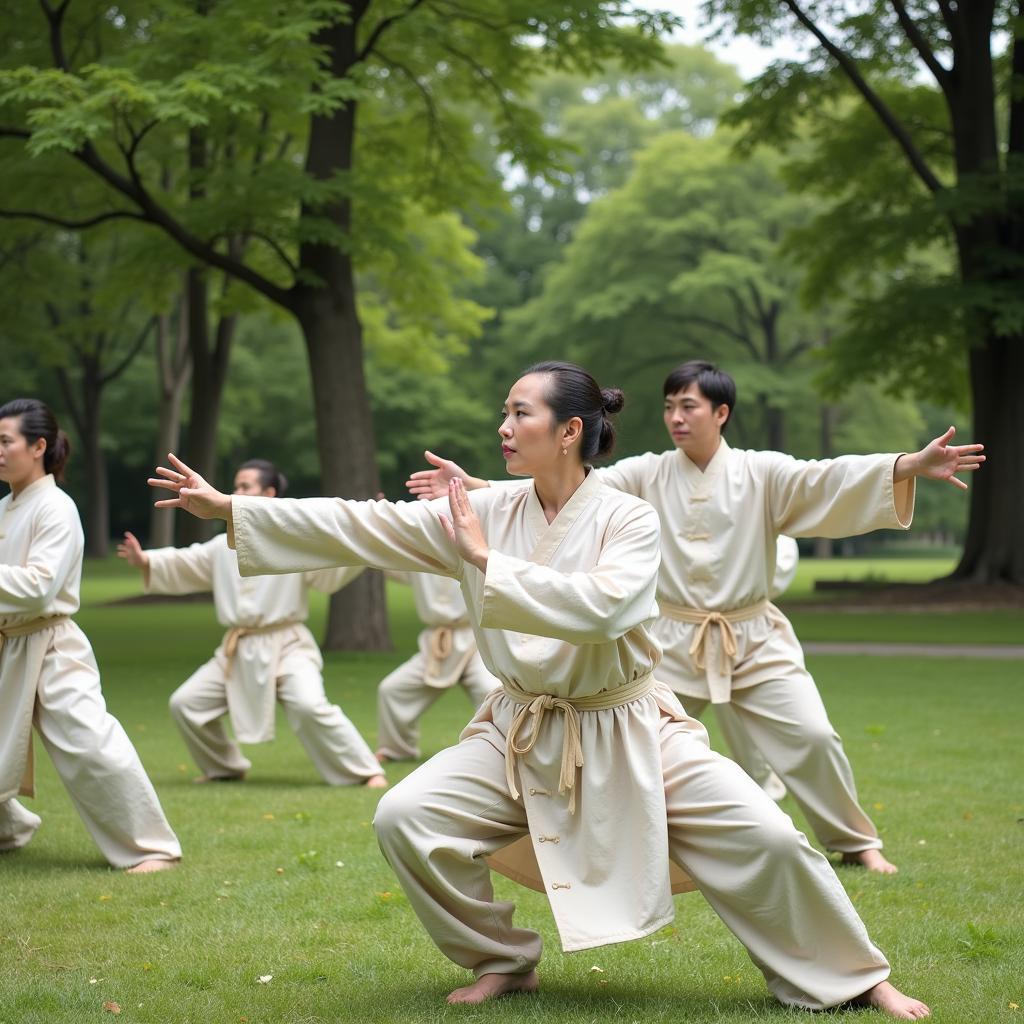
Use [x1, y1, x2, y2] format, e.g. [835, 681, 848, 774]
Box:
[601, 387, 625, 415]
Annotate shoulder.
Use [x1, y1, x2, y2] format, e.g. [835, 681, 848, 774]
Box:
[592, 482, 660, 533]
[39, 485, 82, 527]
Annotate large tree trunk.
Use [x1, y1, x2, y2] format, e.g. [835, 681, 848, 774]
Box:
[951, 333, 1024, 582]
[149, 294, 192, 547]
[295, 296, 390, 650]
[82, 393, 109, 558]
[292, 2, 390, 651]
[180, 268, 236, 544]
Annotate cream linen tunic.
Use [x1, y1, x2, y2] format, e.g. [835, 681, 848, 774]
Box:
[146, 534, 362, 743]
[596, 440, 915, 703]
[0, 475, 83, 799]
[231, 472, 697, 953]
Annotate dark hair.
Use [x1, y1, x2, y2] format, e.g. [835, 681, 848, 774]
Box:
[662, 360, 736, 431]
[237, 458, 288, 496]
[0, 398, 71, 482]
[522, 360, 625, 460]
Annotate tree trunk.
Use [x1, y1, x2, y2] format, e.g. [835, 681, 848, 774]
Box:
[291, 1, 390, 651]
[294, 294, 391, 651]
[82, 396, 109, 558]
[180, 268, 236, 544]
[951, 332, 1024, 582]
[149, 294, 192, 547]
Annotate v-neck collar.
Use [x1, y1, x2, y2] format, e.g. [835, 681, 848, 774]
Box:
[8, 473, 55, 507]
[525, 468, 603, 566]
[677, 438, 730, 494]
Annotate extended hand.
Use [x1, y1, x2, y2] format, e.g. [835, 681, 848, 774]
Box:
[903, 426, 986, 490]
[149, 453, 232, 520]
[437, 478, 489, 571]
[406, 450, 470, 501]
[116, 531, 149, 569]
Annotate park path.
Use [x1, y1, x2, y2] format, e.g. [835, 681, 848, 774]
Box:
[803, 641, 1024, 660]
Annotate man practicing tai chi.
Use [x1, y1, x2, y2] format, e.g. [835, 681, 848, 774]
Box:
[376, 571, 498, 763]
[0, 398, 181, 871]
[118, 458, 385, 789]
[151, 361, 932, 1018]
[406, 360, 985, 874]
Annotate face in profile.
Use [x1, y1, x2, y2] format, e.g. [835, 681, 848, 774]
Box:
[497, 373, 568, 476]
[0, 417, 43, 486]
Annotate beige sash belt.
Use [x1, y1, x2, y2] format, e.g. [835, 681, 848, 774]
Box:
[425, 620, 472, 688]
[502, 672, 656, 814]
[659, 599, 770, 703]
[0, 614, 71, 798]
[223, 620, 302, 673]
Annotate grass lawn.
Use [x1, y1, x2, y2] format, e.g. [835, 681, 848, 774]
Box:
[1, 564, 1021, 1023]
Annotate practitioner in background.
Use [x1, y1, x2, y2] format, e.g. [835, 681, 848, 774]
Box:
[119, 458, 385, 789]
[0, 398, 180, 871]
[376, 571, 498, 763]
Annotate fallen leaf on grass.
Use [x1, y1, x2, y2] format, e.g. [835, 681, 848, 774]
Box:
[102, 1002, 121, 1015]
[257, 975, 273, 984]
[589, 966, 604, 973]
[98, 895, 112, 902]
[376, 891, 393, 901]
[262, 814, 274, 821]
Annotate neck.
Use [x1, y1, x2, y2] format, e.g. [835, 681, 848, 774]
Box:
[681, 435, 722, 473]
[10, 467, 46, 498]
[531, 463, 587, 523]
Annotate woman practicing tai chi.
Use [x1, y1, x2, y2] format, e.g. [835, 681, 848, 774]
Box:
[150, 363, 929, 1019]
[407, 360, 985, 875]
[0, 399, 181, 872]
[376, 571, 498, 762]
[119, 459, 385, 789]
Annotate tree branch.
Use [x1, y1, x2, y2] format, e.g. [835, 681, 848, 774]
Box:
[356, 0, 429, 62]
[0, 207, 146, 229]
[780, 0, 944, 194]
[888, 0, 952, 94]
[102, 315, 155, 385]
[377, 52, 442, 166]
[34, 7, 296, 312]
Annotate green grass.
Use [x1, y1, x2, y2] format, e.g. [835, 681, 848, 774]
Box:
[777, 556, 1024, 645]
[1, 566, 1021, 1022]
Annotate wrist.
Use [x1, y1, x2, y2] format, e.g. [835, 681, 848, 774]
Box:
[894, 451, 919, 482]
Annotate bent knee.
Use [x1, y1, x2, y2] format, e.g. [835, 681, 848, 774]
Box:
[372, 782, 429, 846]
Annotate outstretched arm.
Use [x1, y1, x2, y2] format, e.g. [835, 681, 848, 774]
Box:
[893, 426, 985, 491]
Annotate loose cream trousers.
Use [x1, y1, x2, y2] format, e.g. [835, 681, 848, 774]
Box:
[376, 651, 497, 761]
[168, 651, 381, 785]
[0, 623, 180, 867]
[680, 671, 880, 854]
[374, 711, 889, 1010]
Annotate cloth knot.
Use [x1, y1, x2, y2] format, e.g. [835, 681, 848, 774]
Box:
[688, 612, 739, 675]
[506, 693, 585, 814]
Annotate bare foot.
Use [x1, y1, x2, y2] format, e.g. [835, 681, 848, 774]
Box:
[842, 849, 898, 874]
[853, 980, 930, 1019]
[446, 970, 539, 1005]
[126, 858, 179, 875]
[192, 773, 246, 784]
[365, 774, 388, 789]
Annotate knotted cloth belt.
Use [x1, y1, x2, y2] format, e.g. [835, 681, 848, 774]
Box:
[223, 620, 302, 673]
[659, 599, 770, 703]
[0, 614, 71, 798]
[425, 620, 472, 687]
[502, 672, 656, 814]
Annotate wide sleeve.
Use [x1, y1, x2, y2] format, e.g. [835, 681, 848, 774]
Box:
[590, 453, 649, 497]
[770, 535, 800, 599]
[763, 452, 915, 539]
[0, 503, 79, 614]
[479, 502, 661, 644]
[231, 495, 461, 579]
[302, 563, 368, 595]
[145, 539, 218, 595]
